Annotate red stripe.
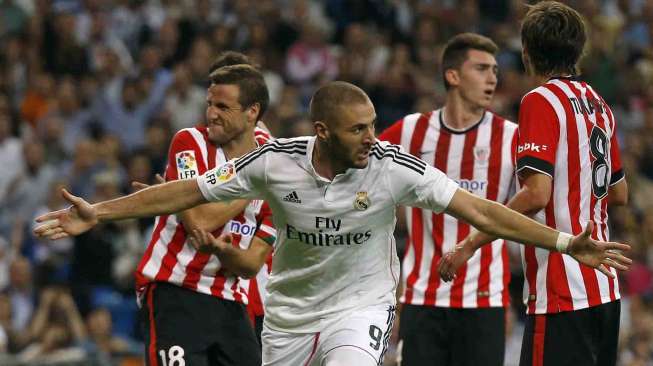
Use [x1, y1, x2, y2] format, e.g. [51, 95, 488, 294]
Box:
[155, 224, 188, 282]
[501, 245, 511, 307]
[303, 333, 320, 366]
[524, 246, 538, 314]
[147, 284, 159, 366]
[423, 127, 451, 305]
[136, 215, 170, 286]
[181, 252, 212, 290]
[532, 315, 546, 366]
[541, 84, 575, 312]
[449, 128, 478, 307]
[403, 113, 432, 304]
[477, 116, 504, 307]
[210, 269, 228, 297]
[564, 80, 602, 307]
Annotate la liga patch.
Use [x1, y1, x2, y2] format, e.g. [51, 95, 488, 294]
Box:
[176, 150, 198, 179]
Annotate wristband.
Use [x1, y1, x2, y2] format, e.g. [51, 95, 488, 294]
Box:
[556, 232, 573, 253]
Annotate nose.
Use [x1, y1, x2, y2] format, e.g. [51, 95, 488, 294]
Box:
[207, 106, 218, 120]
[363, 125, 375, 144]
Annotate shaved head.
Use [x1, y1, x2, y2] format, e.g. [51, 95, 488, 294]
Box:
[309, 81, 370, 127]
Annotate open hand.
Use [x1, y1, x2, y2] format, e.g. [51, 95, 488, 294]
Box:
[33, 189, 98, 240]
[568, 222, 631, 278]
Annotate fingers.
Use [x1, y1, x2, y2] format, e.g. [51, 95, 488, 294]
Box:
[596, 264, 615, 279]
[155, 174, 165, 184]
[131, 181, 150, 190]
[605, 242, 631, 252]
[582, 221, 594, 238]
[605, 250, 633, 265]
[33, 219, 61, 234]
[61, 189, 83, 205]
[35, 209, 66, 223]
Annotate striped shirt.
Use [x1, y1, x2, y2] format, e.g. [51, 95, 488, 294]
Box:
[135, 126, 276, 305]
[379, 110, 517, 308]
[516, 77, 624, 314]
[197, 136, 460, 332]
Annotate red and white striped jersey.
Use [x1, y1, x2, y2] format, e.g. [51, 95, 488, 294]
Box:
[247, 252, 273, 318]
[135, 126, 276, 305]
[379, 109, 517, 308]
[516, 78, 624, 314]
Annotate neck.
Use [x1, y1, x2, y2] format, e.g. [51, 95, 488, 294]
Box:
[312, 138, 346, 180]
[221, 129, 257, 160]
[442, 93, 485, 130]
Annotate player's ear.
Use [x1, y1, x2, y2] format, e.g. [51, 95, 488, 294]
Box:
[314, 121, 329, 141]
[444, 68, 460, 88]
[246, 103, 260, 124]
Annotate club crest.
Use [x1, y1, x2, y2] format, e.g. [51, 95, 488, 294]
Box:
[353, 191, 371, 211]
[473, 146, 490, 165]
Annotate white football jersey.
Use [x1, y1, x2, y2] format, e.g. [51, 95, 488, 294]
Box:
[197, 136, 459, 332]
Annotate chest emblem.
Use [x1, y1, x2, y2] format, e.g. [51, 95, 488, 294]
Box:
[354, 191, 371, 211]
[473, 146, 490, 166]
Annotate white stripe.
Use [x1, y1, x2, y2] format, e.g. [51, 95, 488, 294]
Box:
[141, 216, 179, 279]
[561, 254, 589, 309]
[461, 115, 492, 307]
[185, 128, 209, 168]
[488, 240, 505, 307]
[534, 248, 550, 313]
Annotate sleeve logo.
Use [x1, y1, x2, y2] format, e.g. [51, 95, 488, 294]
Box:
[176, 150, 198, 179]
[205, 162, 236, 186]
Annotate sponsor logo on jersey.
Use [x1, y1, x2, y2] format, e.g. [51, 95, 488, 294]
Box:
[286, 225, 372, 246]
[353, 191, 370, 211]
[176, 150, 198, 179]
[455, 179, 487, 193]
[282, 191, 302, 203]
[518, 142, 548, 153]
[229, 220, 256, 236]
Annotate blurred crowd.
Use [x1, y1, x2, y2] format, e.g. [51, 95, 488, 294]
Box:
[0, 0, 651, 365]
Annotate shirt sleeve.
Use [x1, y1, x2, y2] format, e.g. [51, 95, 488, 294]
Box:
[377, 118, 404, 145]
[254, 202, 276, 246]
[196, 148, 266, 202]
[516, 92, 560, 178]
[381, 142, 459, 213]
[165, 129, 208, 182]
[608, 118, 624, 185]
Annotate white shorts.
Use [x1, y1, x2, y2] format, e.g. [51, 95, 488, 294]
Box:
[262, 304, 396, 366]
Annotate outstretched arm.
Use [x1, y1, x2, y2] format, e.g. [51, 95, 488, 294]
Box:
[34, 178, 208, 239]
[443, 187, 631, 278]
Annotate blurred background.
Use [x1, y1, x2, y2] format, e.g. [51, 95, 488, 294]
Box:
[0, 0, 651, 365]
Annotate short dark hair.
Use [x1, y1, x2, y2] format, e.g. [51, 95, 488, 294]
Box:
[309, 81, 369, 126]
[209, 65, 269, 120]
[209, 51, 252, 74]
[441, 33, 499, 90]
[521, 1, 587, 77]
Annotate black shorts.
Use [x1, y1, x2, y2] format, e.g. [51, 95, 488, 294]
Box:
[399, 304, 505, 366]
[519, 300, 620, 366]
[139, 282, 261, 366]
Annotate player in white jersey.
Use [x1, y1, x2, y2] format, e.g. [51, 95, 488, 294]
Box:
[439, 2, 629, 366]
[34, 81, 631, 366]
[379, 33, 516, 366]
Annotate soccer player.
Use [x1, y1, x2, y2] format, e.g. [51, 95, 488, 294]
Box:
[137, 63, 275, 365]
[379, 33, 516, 366]
[439, 2, 629, 366]
[34, 81, 631, 366]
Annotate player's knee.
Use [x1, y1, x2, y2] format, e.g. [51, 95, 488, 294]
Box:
[323, 346, 376, 366]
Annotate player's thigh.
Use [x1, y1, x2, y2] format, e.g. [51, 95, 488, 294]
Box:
[398, 304, 449, 366]
[209, 299, 261, 366]
[322, 345, 377, 366]
[261, 324, 321, 366]
[451, 307, 505, 366]
[519, 303, 618, 366]
[140, 283, 213, 366]
[319, 304, 396, 366]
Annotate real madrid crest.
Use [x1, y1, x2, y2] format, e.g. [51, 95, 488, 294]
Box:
[353, 191, 371, 211]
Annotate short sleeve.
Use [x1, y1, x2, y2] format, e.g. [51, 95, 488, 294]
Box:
[254, 202, 276, 246]
[608, 122, 624, 186]
[197, 149, 266, 202]
[516, 92, 560, 178]
[165, 129, 208, 182]
[380, 142, 459, 213]
[377, 118, 404, 145]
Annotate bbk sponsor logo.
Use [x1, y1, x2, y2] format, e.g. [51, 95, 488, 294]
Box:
[518, 142, 548, 153]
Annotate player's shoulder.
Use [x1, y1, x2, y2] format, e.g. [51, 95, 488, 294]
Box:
[254, 125, 273, 144]
[369, 140, 427, 176]
[487, 111, 517, 132]
[235, 136, 310, 170]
